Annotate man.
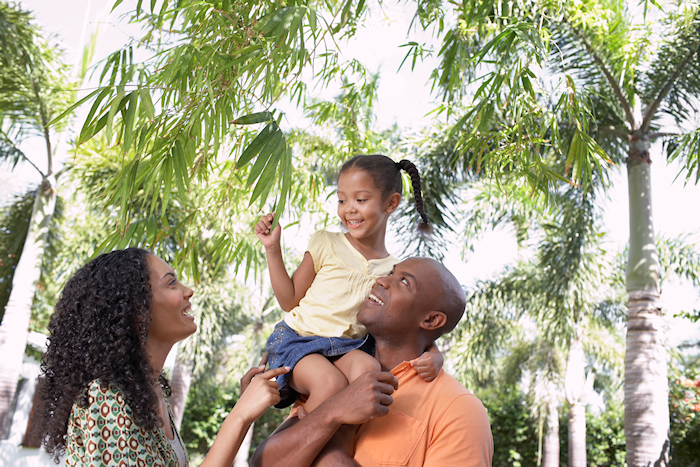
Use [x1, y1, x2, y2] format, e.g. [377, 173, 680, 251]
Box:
[251, 257, 493, 466]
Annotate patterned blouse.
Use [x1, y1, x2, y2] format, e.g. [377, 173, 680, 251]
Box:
[65, 380, 189, 467]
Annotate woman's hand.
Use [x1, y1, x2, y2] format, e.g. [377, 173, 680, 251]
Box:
[201, 355, 290, 467]
[234, 354, 290, 425]
[240, 354, 269, 395]
[254, 213, 282, 251]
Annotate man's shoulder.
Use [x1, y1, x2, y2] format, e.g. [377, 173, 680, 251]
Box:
[432, 370, 474, 397]
[423, 371, 489, 423]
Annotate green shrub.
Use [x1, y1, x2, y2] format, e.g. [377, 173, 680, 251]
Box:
[669, 364, 700, 466]
[478, 385, 538, 467]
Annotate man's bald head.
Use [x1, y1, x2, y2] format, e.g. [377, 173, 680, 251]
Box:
[358, 257, 465, 346]
[411, 257, 466, 337]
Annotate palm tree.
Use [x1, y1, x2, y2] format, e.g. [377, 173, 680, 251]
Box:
[405, 1, 700, 463]
[0, 1, 90, 432]
[450, 180, 620, 467]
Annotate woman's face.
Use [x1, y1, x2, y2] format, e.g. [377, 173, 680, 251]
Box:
[146, 255, 196, 346]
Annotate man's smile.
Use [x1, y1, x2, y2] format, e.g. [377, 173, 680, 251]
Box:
[368, 292, 384, 305]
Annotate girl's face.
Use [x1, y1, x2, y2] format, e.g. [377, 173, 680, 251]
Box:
[146, 255, 196, 347]
[337, 168, 400, 241]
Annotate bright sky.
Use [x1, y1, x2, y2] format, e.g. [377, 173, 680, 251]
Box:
[3, 0, 699, 346]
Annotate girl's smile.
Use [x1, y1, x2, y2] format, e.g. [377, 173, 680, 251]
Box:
[336, 168, 399, 243]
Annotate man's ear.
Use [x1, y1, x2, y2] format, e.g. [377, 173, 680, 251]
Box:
[419, 311, 447, 331]
[385, 193, 401, 214]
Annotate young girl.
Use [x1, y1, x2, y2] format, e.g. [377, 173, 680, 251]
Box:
[254, 154, 442, 411]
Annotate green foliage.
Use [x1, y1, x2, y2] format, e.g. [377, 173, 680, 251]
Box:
[0, 0, 77, 168]
[668, 354, 700, 466]
[558, 401, 627, 467]
[585, 404, 627, 466]
[180, 371, 290, 462]
[180, 375, 238, 458]
[53, 0, 377, 276]
[182, 272, 251, 379]
[404, 0, 700, 230]
[477, 385, 538, 467]
[0, 190, 33, 321]
[29, 193, 67, 334]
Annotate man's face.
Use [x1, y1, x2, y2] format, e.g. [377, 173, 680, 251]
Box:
[358, 258, 442, 336]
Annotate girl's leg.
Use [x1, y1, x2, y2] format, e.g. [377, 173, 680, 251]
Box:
[333, 350, 381, 383]
[289, 353, 349, 413]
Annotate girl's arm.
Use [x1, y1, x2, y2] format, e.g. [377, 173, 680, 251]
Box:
[200, 365, 290, 467]
[255, 213, 316, 311]
[411, 342, 444, 382]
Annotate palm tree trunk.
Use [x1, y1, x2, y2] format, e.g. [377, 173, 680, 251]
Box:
[568, 403, 586, 467]
[624, 133, 669, 466]
[233, 293, 268, 467]
[170, 349, 192, 430]
[0, 177, 56, 433]
[233, 427, 254, 467]
[542, 397, 560, 467]
[565, 335, 587, 467]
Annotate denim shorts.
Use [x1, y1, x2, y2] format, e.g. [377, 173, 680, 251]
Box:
[265, 321, 375, 408]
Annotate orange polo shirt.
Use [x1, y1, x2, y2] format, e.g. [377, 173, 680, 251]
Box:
[353, 362, 493, 466]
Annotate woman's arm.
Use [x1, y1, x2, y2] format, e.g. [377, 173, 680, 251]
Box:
[200, 366, 291, 467]
[255, 213, 316, 311]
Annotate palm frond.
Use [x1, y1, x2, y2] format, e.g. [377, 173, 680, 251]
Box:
[640, 7, 700, 126]
[657, 235, 700, 288]
[0, 189, 34, 320]
[666, 127, 700, 184]
[549, 0, 641, 128]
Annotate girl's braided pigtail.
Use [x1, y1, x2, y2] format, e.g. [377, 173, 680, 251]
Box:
[397, 160, 432, 234]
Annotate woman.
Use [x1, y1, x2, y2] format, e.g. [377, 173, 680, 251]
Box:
[37, 248, 289, 466]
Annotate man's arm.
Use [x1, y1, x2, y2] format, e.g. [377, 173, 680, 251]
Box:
[250, 371, 399, 467]
[310, 424, 361, 467]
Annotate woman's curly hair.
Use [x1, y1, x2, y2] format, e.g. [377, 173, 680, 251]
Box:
[37, 248, 171, 461]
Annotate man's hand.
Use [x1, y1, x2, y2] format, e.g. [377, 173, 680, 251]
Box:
[250, 371, 398, 467]
[325, 371, 399, 426]
[308, 372, 398, 467]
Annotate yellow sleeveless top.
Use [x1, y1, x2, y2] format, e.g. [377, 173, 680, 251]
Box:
[283, 230, 400, 339]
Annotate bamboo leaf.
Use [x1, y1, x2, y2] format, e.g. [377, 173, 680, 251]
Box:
[250, 136, 284, 206]
[47, 88, 102, 126]
[238, 122, 277, 168]
[162, 157, 172, 215]
[172, 141, 188, 195]
[246, 130, 282, 187]
[140, 88, 155, 120]
[111, 0, 124, 13]
[258, 7, 295, 36]
[232, 111, 274, 125]
[123, 92, 139, 151]
[273, 141, 293, 224]
[106, 89, 127, 142]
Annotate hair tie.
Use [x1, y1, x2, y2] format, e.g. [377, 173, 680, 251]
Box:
[395, 161, 402, 170]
